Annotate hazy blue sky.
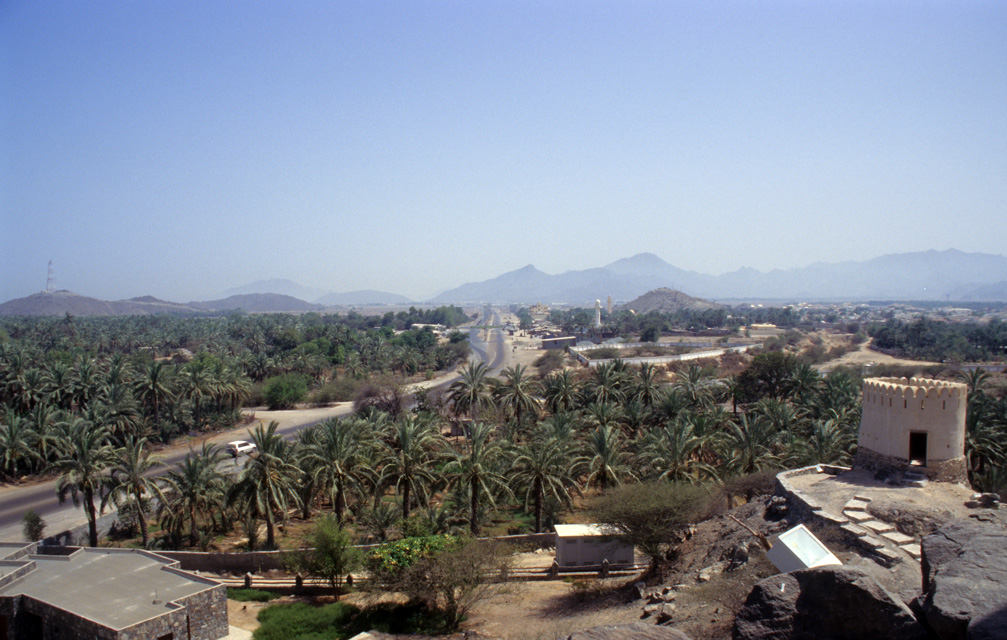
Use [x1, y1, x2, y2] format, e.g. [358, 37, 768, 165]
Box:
[2, 1, 1005, 302]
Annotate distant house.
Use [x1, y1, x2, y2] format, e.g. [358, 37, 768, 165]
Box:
[0, 542, 228, 640]
[554, 524, 634, 568]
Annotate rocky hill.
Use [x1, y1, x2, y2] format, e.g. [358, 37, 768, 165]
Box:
[617, 288, 721, 314]
[188, 293, 325, 313]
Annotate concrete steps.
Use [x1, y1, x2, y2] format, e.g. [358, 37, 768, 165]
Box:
[861, 520, 896, 534]
[837, 493, 922, 566]
[881, 531, 915, 546]
[900, 543, 922, 560]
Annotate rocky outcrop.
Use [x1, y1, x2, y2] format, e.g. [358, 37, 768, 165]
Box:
[920, 517, 1007, 640]
[561, 623, 691, 640]
[733, 566, 927, 640]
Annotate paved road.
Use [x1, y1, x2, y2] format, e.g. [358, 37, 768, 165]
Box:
[0, 314, 510, 540]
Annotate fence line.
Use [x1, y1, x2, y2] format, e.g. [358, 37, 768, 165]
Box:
[570, 344, 757, 368]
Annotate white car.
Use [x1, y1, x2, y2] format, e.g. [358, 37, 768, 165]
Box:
[225, 440, 257, 457]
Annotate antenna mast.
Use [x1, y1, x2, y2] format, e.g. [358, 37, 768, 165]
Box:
[45, 260, 55, 294]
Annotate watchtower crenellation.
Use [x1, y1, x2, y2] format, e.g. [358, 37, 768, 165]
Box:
[855, 377, 968, 485]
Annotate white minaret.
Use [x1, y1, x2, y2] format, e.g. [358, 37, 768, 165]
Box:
[594, 299, 602, 328]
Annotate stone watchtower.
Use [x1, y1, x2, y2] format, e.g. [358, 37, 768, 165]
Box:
[854, 377, 969, 484]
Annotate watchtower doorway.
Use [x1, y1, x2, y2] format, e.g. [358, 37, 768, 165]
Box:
[909, 432, 928, 466]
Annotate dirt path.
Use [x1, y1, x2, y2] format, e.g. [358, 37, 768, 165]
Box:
[818, 338, 943, 370]
[464, 578, 641, 640]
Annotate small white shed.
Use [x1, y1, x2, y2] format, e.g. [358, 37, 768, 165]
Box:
[766, 524, 842, 573]
[554, 524, 634, 568]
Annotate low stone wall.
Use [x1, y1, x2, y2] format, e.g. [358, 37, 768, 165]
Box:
[853, 447, 970, 485]
[774, 465, 903, 567]
[774, 465, 849, 523]
[54, 532, 559, 575]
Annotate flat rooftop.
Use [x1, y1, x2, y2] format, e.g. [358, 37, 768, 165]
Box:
[554, 524, 620, 537]
[0, 546, 219, 629]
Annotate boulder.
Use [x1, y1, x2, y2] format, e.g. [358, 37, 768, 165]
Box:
[920, 517, 1007, 640]
[733, 566, 927, 640]
[697, 561, 729, 583]
[562, 623, 691, 639]
[766, 496, 789, 519]
[641, 602, 676, 622]
[632, 581, 648, 600]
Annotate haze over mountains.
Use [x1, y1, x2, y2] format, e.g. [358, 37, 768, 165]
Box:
[3, 249, 1007, 316]
[215, 279, 413, 305]
[431, 249, 1007, 305]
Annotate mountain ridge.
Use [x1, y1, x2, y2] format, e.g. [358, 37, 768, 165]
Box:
[430, 249, 1007, 304]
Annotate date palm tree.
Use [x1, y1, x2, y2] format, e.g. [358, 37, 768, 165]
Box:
[376, 416, 445, 520]
[305, 418, 376, 524]
[632, 363, 663, 408]
[721, 414, 781, 475]
[447, 362, 496, 419]
[162, 443, 227, 547]
[443, 422, 511, 535]
[135, 361, 174, 431]
[229, 421, 303, 548]
[583, 361, 628, 405]
[578, 423, 634, 491]
[102, 436, 166, 547]
[0, 410, 37, 480]
[510, 437, 579, 532]
[638, 418, 717, 484]
[542, 369, 580, 414]
[180, 360, 213, 429]
[795, 419, 855, 466]
[50, 420, 117, 547]
[494, 365, 541, 425]
[671, 365, 716, 411]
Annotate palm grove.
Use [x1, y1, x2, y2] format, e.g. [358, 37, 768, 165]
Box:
[1, 311, 1006, 559]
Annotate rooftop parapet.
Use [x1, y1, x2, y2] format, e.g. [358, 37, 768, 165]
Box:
[862, 377, 967, 403]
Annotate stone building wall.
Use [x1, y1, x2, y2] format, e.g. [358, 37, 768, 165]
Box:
[858, 377, 967, 464]
[14, 595, 117, 640]
[117, 608, 188, 640]
[167, 584, 229, 640]
[853, 446, 969, 485]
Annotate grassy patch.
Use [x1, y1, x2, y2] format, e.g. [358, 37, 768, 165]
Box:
[253, 600, 451, 640]
[228, 588, 284, 602]
[254, 602, 358, 640]
[349, 602, 453, 635]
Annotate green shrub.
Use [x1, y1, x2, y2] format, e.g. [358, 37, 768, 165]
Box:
[227, 588, 283, 602]
[366, 534, 457, 575]
[307, 377, 360, 405]
[263, 374, 309, 409]
[254, 602, 358, 640]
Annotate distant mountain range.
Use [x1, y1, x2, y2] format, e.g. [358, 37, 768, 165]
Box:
[0, 291, 324, 317]
[431, 249, 1007, 304]
[214, 279, 412, 305]
[4, 249, 1007, 317]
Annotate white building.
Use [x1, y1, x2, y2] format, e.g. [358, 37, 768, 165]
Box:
[554, 524, 634, 568]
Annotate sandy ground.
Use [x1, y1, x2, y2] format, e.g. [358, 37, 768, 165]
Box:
[224, 549, 643, 639]
[817, 337, 943, 370]
[464, 578, 641, 640]
[225, 579, 641, 640]
[228, 598, 272, 632]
